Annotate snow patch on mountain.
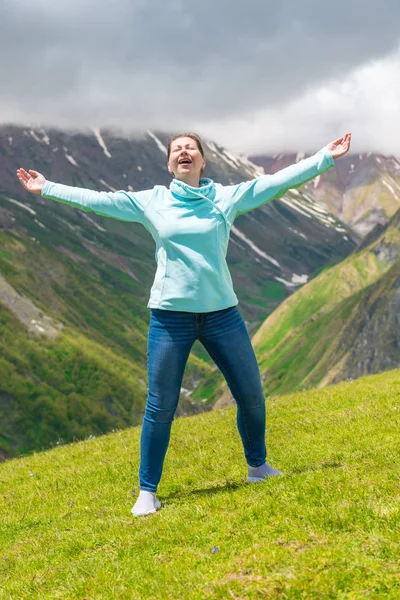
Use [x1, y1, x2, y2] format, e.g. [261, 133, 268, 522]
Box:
[5, 197, 36, 215]
[34, 219, 46, 229]
[81, 213, 107, 232]
[231, 225, 280, 268]
[40, 129, 50, 145]
[238, 156, 265, 178]
[275, 273, 308, 288]
[147, 131, 167, 155]
[280, 197, 312, 219]
[382, 179, 399, 200]
[289, 227, 308, 240]
[92, 128, 112, 158]
[65, 153, 79, 167]
[99, 179, 117, 192]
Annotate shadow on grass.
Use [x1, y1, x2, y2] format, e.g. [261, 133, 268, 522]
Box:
[290, 461, 344, 475]
[161, 480, 246, 502]
[159, 461, 345, 506]
[161, 462, 344, 502]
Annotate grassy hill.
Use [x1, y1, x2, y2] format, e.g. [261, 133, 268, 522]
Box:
[1, 369, 399, 599]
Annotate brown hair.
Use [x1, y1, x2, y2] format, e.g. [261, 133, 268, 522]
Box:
[167, 133, 205, 159]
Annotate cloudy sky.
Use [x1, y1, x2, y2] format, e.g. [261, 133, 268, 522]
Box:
[1, 0, 400, 153]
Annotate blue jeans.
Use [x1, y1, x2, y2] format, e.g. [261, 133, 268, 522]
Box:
[139, 305, 267, 492]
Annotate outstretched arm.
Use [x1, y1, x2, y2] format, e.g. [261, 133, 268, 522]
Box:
[16, 168, 152, 224]
[225, 132, 351, 220]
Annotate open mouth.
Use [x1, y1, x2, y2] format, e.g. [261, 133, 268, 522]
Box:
[178, 157, 192, 165]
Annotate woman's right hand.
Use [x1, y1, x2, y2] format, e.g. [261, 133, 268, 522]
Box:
[16, 169, 46, 195]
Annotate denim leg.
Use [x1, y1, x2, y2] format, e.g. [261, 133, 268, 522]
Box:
[199, 306, 267, 467]
[139, 309, 196, 492]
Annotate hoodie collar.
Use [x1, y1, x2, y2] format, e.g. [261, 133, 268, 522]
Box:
[169, 177, 215, 200]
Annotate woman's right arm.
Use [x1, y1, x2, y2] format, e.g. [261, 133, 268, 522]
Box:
[16, 168, 152, 224]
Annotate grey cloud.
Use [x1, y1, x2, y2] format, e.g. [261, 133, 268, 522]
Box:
[0, 0, 399, 133]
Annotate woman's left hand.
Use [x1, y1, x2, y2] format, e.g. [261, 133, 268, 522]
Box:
[327, 132, 352, 159]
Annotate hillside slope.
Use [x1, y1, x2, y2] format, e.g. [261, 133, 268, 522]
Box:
[251, 209, 400, 397]
[1, 369, 399, 599]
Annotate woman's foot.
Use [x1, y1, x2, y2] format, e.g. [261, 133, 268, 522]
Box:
[131, 490, 162, 517]
[248, 462, 282, 483]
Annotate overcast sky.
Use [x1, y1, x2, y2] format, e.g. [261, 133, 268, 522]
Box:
[1, 0, 400, 153]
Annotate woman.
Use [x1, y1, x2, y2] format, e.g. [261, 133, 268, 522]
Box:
[17, 131, 352, 516]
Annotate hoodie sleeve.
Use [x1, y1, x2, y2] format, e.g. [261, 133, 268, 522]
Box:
[224, 148, 334, 220]
[41, 181, 153, 224]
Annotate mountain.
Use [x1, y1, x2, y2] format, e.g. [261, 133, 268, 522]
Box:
[0, 127, 357, 329]
[0, 125, 356, 458]
[250, 152, 400, 237]
[215, 208, 400, 408]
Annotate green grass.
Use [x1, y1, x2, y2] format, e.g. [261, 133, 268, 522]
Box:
[1, 369, 400, 599]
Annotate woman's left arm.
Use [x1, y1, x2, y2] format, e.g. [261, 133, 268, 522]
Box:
[227, 132, 351, 219]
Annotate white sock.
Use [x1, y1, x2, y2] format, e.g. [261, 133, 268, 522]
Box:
[248, 462, 282, 483]
[131, 490, 162, 517]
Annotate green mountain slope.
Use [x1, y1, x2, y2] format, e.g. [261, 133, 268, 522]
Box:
[250, 210, 400, 397]
[0, 228, 207, 459]
[1, 369, 399, 599]
[0, 300, 145, 459]
[315, 257, 400, 387]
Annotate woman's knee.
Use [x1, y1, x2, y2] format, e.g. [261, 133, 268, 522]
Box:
[144, 397, 178, 424]
[237, 390, 265, 411]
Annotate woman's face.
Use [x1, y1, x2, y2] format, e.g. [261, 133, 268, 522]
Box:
[167, 136, 206, 181]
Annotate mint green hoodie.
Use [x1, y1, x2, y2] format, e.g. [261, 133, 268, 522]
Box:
[42, 148, 334, 312]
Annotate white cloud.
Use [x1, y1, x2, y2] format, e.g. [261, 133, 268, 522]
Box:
[0, 1, 399, 153]
[199, 49, 400, 154]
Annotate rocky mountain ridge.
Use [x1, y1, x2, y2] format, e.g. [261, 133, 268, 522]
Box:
[250, 152, 400, 237]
